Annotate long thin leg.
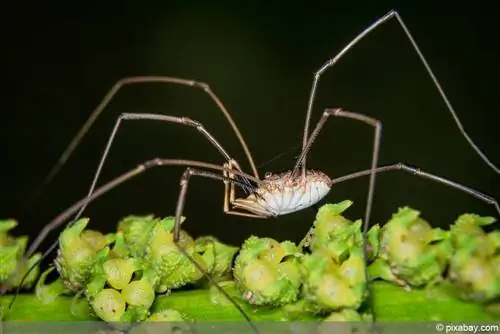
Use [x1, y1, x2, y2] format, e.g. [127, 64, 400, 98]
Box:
[70, 112, 256, 227]
[22, 77, 259, 215]
[11, 164, 264, 333]
[299, 9, 499, 176]
[3, 159, 261, 297]
[294, 107, 381, 322]
[330, 163, 500, 217]
[172, 167, 263, 333]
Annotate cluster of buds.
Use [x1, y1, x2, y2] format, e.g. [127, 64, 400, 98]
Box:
[36, 215, 236, 327]
[0, 219, 41, 291]
[27, 201, 499, 327]
[369, 207, 451, 288]
[233, 200, 377, 319]
[233, 236, 302, 306]
[448, 213, 500, 303]
[298, 201, 378, 314]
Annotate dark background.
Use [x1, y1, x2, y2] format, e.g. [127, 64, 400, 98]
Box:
[1, 3, 499, 262]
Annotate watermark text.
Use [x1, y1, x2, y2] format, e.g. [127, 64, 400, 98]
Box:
[435, 323, 499, 333]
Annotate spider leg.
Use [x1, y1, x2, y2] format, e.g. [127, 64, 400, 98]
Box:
[331, 163, 500, 217]
[22, 76, 259, 215]
[5, 159, 260, 302]
[69, 112, 256, 228]
[294, 107, 382, 323]
[299, 10, 498, 176]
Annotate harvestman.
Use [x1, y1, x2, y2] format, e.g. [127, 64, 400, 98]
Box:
[5, 9, 500, 334]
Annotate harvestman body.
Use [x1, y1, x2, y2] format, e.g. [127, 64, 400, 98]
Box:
[5, 9, 500, 334]
[233, 170, 332, 217]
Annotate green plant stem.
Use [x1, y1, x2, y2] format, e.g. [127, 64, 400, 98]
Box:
[1, 282, 498, 322]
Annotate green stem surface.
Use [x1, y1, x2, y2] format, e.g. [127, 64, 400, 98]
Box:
[1, 282, 497, 322]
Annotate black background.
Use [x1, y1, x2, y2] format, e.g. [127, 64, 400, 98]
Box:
[2, 2, 499, 264]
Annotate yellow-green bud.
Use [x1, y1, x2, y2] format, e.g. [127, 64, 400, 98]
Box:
[103, 258, 135, 290]
[316, 273, 359, 309]
[92, 288, 126, 322]
[121, 277, 156, 308]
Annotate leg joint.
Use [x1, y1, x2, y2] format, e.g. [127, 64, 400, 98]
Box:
[181, 117, 202, 128]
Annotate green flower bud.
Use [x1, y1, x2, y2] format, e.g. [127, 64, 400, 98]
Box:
[110, 231, 128, 258]
[316, 274, 360, 309]
[145, 217, 205, 291]
[447, 213, 500, 302]
[103, 258, 135, 290]
[81, 230, 113, 252]
[449, 254, 500, 302]
[368, 258, 407, 287]
[302, 203, 380, 266]
[309, 201, 354, 249]
[451, 214, 496, 256]
[86, 248, 112, 299]
[234, 236, 301, 306]
[340, 250, 366, 288]
[301, 252, 365, 312]
[195, 236, 238, 279]
[0, 219, 17, 245]
[0, 220, 34, 288]
[0, 238, 25, 283]
[55, 218, 111, 291]
[377, 207, 450, 287]
[118, 215, 157, 257]
[122, 277, 156, 308]
[243, 259, 277, 291]
[91, 288, 126, 322]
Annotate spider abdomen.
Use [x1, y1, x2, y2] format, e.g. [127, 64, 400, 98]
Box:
[233, 170, 332, 217]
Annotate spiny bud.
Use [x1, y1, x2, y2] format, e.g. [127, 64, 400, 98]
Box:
[55, 218, 112, 291]
[308, 201, 354, 249]
[301, 252, 364, 311]
[196, 236, 239, 279]
[303, 203, 380, 263]
[0, 220, 41, 289]
[448, 214, 500, 302]
[373, 207, 451, 288]
[234, 236, 301, 307]
[118, 215, 157, 257]
[145, 217, 205, 291]
[0, 236, 26, 283]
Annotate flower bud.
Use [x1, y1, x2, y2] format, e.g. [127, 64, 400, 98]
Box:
[91, 288, 126, 322]
[234, 236, 301, 306]
[103, 258, 135, 290]
[376, 207, 450, 288]
[196, 236, 238, 279]
[118, 215, 156, 257]
[121, 277, 156, 308]
[56, 218, 110, 290]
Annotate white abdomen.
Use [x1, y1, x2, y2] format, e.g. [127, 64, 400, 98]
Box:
[233, 170, 332, 217]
